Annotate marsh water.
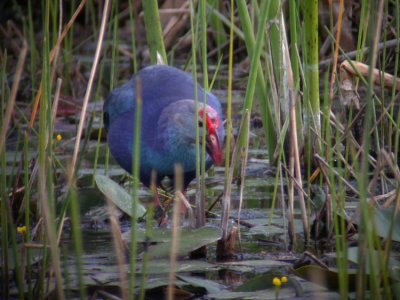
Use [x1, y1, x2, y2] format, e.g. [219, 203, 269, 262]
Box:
[40, 89, 347, 299]
[2, 85, 367, 299]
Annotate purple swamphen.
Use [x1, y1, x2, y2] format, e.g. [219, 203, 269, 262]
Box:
[103, 65, 225, 196]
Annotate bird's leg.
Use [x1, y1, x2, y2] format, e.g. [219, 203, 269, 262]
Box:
[176, 191, 195, 228]
[150, 171, 167, 226]
[154, 188, 170, 226]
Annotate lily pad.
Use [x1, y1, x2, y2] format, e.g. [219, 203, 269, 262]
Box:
[374, 207, 400, 242]
[291, 264, 358, 290]
[248, 224, 286, 239]
[347, 247, 400, 274]
[136, 259, 220, 274]
[124, 226, 221, 259]
[95, 174, 146, 218]
[177, 275, 226, 294]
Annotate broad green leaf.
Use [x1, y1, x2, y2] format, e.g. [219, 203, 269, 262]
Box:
[133, 226, 221, 259]
[374, 207, 400, 242]
[292, 265, 358, 290]
[95, 174, 146, 218]
[177, 274, 226, 294]
[347, 247, 400, 274]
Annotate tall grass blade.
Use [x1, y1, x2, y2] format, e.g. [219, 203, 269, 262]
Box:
[38, 0, 64, 297]
[129, 77, 143, 300]
[167, 165, 183, 300]
[236, 0, 276, 159]
[142, 0, 168, 64]
[303, 0, 321, 163]
[199, 0, 208, 228]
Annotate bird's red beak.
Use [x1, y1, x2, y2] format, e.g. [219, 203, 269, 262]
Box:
[206, 132, 222, 166]
[200, 107, 222, 166]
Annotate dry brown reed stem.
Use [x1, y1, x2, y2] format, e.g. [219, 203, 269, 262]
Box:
[29, 0, 87, 128]
[168, 165, 183, 300]
[367, 152, 400, 208]
[106, 201, 129, 300]
[280, 164, 309, 199]
[289, 74, 309, 245]
[282, 14, 309, 242]
[340, 60, 400, 92]
[220, 111, 249, 241]
[328, 0, 344, 107]
[0, 38, 27, 155]
[236, 122, 250, 252]
[314, 154, 359, 196]
[162, 1, 190, 49]
[49, 1, 63, 90]
[51, 79, 63, 131]
[217, 112, 249, 259]
[70, 0, 110, 180]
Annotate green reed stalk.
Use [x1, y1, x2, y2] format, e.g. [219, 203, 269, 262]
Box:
[224, 0, 233, 180]
[393, 0, 400, 163]
[142, 0, 167, 64]
[236, 0, 276, 159]
[356, 2, 385, 299]
[237, 0, 271, 149]
[128, 0, 138, 73]
[86, 0, 98, 37]
[378, 2, 388, 150]
[110, 0, 119, 89]
[207, 3, 243, 40]
[129, 78, 143, 300]
[0, 51, 9, 300]
[267, 1, 281, 86]
[0, 163, 8, 300]
[189, 0, 202, 229]
[8, 199, 24, 300]
[208, 0, 226, 76]
[91, 60, 106, 186]
[303, 0, 321, 164]
[139, 206, 153, 300]
[102, 0, 120, 178]
[23, 132, 33, 300]
[288, 0, 299, 90]
[62, 0, 74, 93]
[199, 0, 208, 227]
[27, 0, 38, 100]
[322, 70, 349, 298]
[288, 0, 303, 146]
[343, 0, 369, 180]
[218, 0, 234, 247]
[68, 186, 87, 298]
[167, 166, 183, 300]
[2, 22, 28, 300]
[38, 0, 64, 298]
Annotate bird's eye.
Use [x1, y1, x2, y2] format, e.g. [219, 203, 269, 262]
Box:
[198, 121, 203, 127]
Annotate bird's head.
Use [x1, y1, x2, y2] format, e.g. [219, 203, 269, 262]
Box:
[158, 99, 224, 166]
[199, 106, 222, 166]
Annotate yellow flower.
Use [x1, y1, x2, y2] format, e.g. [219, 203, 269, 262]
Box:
[56, 134, 62, 142]
[272, 277, 281, 287]
[17, 226, 27, 235]
[281, 276, 288, 283]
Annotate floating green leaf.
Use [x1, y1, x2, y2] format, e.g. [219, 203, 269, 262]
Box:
[127, 226, 222, 259]
[374, 207, 400, 242]
[95, 174, 146, 218]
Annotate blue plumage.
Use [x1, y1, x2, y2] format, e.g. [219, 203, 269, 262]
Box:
[104, 65, 224, 190]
